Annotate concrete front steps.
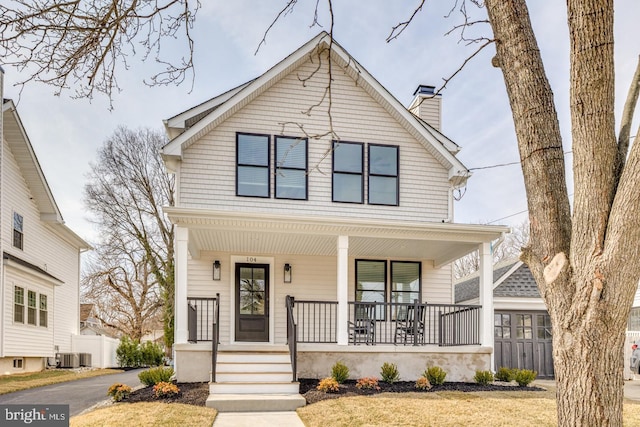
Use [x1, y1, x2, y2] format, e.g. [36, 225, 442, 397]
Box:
[206, 346, 306, 412]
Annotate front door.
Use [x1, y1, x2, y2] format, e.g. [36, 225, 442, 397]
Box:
[235, 263, 269, 342]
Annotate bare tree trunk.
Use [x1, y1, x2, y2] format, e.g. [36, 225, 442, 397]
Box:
[485, 1, 640, 425]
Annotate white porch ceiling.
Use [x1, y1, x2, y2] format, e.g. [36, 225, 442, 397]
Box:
[165, 207, 510, 267]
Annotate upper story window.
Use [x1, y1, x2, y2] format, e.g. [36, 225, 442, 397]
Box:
[332, 141, 364, 203]
[14, 286, 24, 324]
[236, 133, 270, 198]
[275, 136, 308, 200]
[369, 144, 399, 206]
[13, 212, 24, 250]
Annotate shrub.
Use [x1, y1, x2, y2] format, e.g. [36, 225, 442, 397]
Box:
[153, 381, 180, 398]
[317, 377, 340, 393]
[495, 367, 516, 382]
[140, 341, 165, 367]
[116, 336, 141, 368]
[513, 369, 538, 387]
[138, 366, 175, 386]
[474, 370, 494, 385]
[355, 377, 380, 390]
[423, 366, 446, 386]
[331, 361, 349, 384]
[107, 383, 132, 402]
[415, 376, 432, 391]
[380, 362, 400, 384]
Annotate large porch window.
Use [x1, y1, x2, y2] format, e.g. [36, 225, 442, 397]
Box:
[355, 260, 421, 320]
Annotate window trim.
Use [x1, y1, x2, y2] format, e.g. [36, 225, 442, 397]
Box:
[39, 294, 48, 328]
[355, 259, 388, 320]
[14, 286, 24, 324]
[332, 141, 364, 204]
[13, 212, 24, 250]
[368, 144, 400, 206]
[13, 358, 24, 369]
[27, 290, 37, 326]
[236, 132, 271, 198]
[275, 135, 309, 200]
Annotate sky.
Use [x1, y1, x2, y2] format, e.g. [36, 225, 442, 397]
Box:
[3, 1, 640, 244]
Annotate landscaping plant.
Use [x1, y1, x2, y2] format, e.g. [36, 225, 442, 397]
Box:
[423, 366, 446, 385]
[317, 377, 340, 393]
[138, 366, 175, 386]
[355, 377, 380, 390]
[513, 369, 538, 387]
[331, 361, 349, 384]
[495, 367, 516, 382]
[107, 383, 132, 402]
[474, 370, 494, 385]
[153, 381, 180, 398]
[380, 362, 400, 383]
[415, 376, 432, 390]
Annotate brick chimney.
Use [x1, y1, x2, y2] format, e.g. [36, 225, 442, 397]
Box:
[408, 85, 442, 131]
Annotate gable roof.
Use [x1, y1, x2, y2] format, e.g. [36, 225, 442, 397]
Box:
[2, 100, 90, 250]
[455, 259, 541, 303]
[162, 32, 470, 188]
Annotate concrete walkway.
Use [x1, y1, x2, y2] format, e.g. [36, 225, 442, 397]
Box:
[212, 411, 305, 427]
[535, 378, 640, 402]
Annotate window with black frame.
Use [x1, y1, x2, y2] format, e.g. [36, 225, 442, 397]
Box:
[236, 133, 270, 197]
[13, 212, 24, 250]
[355, 260, 386, 320]
[332, 141, 363, 203]
[275, 136, 308, 200]
[369, 144, 399, 206]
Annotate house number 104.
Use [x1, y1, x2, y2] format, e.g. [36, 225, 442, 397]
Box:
[246, 257, 257, 263]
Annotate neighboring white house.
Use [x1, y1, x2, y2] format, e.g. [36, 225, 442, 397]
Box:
[161, 32, 509, 410]
[0, 68, 89, 374]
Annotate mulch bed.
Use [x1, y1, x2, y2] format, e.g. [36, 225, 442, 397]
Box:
[123, 379, 544, 407]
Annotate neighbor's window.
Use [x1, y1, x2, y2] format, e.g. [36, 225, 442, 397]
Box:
[40, 294, 48, 328]
[14, 286, 24, 323]
[236, 133, 270, 197]
[368, 144, 399, 206]
[275, 136, 308, 200]
[28, 290, 37, 326]
[332, 141, 363, 203]
[13, 212, 24, 250]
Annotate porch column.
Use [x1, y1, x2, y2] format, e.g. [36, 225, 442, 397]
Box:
[175, 226, 189, 344]
[478, 241, 494, 366]
[337, 235, 349, 345]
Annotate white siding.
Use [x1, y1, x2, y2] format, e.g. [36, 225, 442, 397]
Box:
[178, 53, 451, 223]
[2, 136, 80, 356]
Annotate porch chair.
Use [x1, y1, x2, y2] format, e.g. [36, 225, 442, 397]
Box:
[394, 300, 426, 345]
[348, 302, 377, 345]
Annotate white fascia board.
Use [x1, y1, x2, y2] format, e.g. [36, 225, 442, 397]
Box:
[3, 101, 64, 223]
[162, 33, 330, 158]
[493, 261, 524, 290]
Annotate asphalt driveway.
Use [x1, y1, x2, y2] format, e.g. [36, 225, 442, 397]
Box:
[0, 369, 144, 417]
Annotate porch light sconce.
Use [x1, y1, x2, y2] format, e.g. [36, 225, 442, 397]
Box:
[284, 263, 292, 283]
[213, 260, 221, 281]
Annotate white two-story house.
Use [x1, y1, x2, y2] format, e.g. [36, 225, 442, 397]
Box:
[1, 68, 89, 374]
[161, 33, 509, 411]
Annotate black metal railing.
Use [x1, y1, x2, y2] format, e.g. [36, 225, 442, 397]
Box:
[286, 295, 298, 382]
[291, 299, 338, 343]
[287, 299, 480, 346]
[212, 293, 220, 382]
[187, 297, 218, 342]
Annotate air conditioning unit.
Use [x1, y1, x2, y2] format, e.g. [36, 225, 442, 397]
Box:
[79, 353, 92, 367]
[56, 353, 79, 368]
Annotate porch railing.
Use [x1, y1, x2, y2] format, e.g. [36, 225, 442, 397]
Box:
[290, 299, 338, 343]
[289, 299, 480, 346]
[286, 295, 298, 382]
[187, 296, 218, 342]
[211, 293, 220, 382]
